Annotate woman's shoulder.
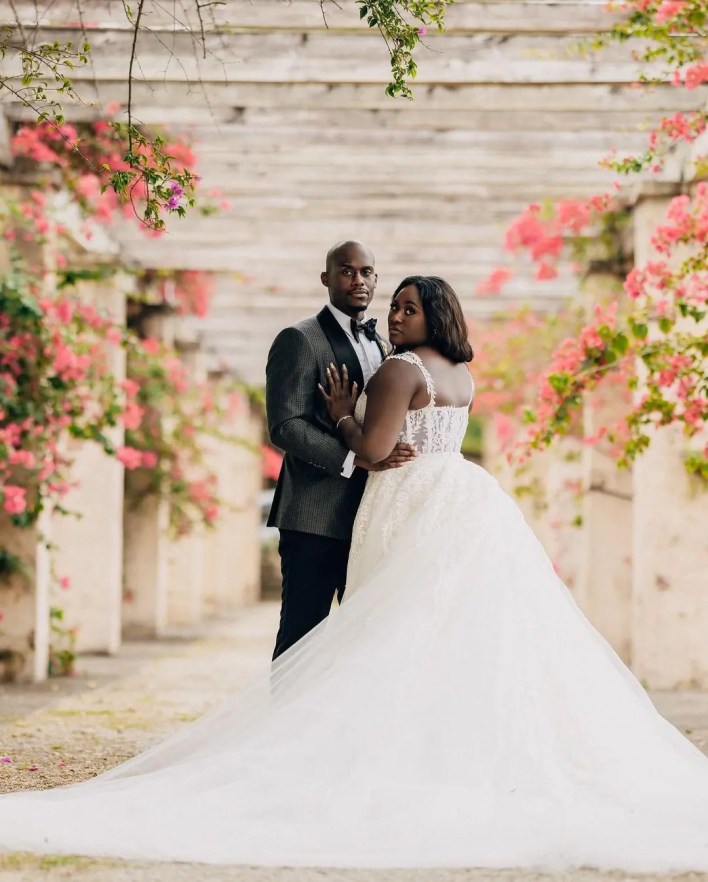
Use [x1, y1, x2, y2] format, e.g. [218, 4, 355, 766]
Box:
[369, 352, 426, 389]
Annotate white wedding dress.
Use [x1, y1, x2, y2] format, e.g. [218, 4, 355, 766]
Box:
[1, 351, 707, 869]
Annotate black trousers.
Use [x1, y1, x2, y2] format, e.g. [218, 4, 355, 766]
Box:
[272, 529, 350, 661]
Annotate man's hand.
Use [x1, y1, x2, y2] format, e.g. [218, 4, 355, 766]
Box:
[354, 442, 417, 472]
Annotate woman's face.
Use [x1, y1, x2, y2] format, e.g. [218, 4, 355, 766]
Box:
[388, 284, 429, 349]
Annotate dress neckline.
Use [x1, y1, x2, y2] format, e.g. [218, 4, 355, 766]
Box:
[388, 350, 474, 411]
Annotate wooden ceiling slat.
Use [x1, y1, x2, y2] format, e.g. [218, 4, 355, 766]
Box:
[0, 31, 663, 85]
[7, 0, 621, 34]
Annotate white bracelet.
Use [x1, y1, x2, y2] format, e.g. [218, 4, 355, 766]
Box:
[336, 415, 354, 430]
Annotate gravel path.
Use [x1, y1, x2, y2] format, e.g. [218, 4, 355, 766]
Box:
[1, 601, 707, 882]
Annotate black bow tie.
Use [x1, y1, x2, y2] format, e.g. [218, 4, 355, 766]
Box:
[350, 317, 377, 343]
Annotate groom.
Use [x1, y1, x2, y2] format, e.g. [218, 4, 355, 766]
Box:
[266, 240, 414, 659]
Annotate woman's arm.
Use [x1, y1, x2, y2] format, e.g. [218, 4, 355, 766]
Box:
[319, 359, 422, 464]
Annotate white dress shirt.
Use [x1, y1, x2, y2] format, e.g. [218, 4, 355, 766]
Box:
[326, 303, 384, 478]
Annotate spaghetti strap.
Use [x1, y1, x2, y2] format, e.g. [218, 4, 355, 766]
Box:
[387, 351, 436, 406]
[468, 372, 476, 406]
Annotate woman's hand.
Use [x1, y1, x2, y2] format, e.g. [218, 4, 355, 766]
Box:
[318, 362, 359, 424]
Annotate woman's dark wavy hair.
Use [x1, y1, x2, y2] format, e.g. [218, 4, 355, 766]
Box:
[394, 275, 474, 363]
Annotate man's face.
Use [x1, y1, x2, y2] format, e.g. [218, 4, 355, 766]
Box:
[321, 243, 377, 318]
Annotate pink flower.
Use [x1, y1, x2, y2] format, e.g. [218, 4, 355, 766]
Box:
[0, 757, 12, 763]
[684, 63, 708, 91]
[116, 446, 144, 470]
[580, 326, 604, 350]
[55, 299, 74, 324]
[2, 485, 27, 515]
[120, 378, 140, 397]
[121, 401, 144, 431]
[58, 576, 71, 590]
[476, 267, 512, 296]
[535, 261, 558, 281]
[492, 413, 516, 451]
[141, 451, 158, 468]
[141, 338, 161, 355]
[655, 0, 685, 22]
[8, 449, 36, 469]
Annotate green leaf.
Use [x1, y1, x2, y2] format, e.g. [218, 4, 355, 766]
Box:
[614, 332, 629, 355]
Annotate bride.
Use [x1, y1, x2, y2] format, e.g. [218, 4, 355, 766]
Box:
[1, 276, 707, 870]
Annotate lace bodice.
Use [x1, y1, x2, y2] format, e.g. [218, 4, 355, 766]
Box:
[354, 351, 474, 454]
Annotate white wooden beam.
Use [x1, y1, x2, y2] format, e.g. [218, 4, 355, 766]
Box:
[117, 81, 698, 113]
[5, 103, 671, 136]
[6, 1, 624, 35]
[4, 82, 689, 124]
[189, 128, 647, 151]
[0, 32, 665, 86]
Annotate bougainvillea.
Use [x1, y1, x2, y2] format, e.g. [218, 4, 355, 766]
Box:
[475, 0, 707, 478]
[122, 335, 250, 536]
[10, 112, 199, 234]
[0, 258, 126, 530]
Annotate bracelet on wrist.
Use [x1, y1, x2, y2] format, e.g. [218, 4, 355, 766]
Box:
[336, 414, 354, 430]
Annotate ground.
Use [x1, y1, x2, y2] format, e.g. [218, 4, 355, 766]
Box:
[1, 601, 708, 882]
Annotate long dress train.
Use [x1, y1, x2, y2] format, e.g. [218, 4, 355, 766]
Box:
[0, 350, 707, 869]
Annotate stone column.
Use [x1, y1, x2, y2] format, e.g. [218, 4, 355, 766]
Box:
[122, 470, 170, 638]
[202, 391, 263, 616]
[575, 269, 633, 664]
[121, 309, 174, 639]
[0, 506, 51, 682]
[541, 438, 584, 594]
[50, 269, 127, 655]
[165, 341, 208, 631]
[630, 184, 708, 689]
[0, 176, 56, 681]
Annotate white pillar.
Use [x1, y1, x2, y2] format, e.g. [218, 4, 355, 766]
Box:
[0, 185, 54, 681]
[121, 307, 174, 639]
[630, 185, 708, 688]
[163, 341, 208, 631]
[0, 507, 51, 682]
[50, 271, 127, 655]
[576, 270, 633, 664]
[122, 469, 170, 638]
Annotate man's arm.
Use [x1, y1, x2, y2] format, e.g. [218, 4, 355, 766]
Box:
[266, 326, 351, 477]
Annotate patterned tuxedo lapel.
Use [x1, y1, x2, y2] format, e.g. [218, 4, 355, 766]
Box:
[316, 307, 365, 391]
[375, 334, 391, 362]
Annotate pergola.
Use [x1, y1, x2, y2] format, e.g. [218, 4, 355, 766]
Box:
[3, 0, 679, 384]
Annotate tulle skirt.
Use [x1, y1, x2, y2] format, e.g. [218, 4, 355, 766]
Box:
[0, 453, 707, 868]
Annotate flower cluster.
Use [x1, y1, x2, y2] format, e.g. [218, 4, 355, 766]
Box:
[11, 112, 200, 234]
[474, 0, 706, 478]
[517, 187, 706, 476]
[0, 260, 126, 525]
[121, 336, 248, 536]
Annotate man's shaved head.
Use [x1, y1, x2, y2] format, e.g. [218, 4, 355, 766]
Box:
[325, 240, 375, 274]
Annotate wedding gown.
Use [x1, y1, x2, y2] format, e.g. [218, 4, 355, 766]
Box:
[1, 350, 707, 869]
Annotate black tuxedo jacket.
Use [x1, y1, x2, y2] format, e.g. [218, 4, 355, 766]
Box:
[266, 307, 388, 541]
